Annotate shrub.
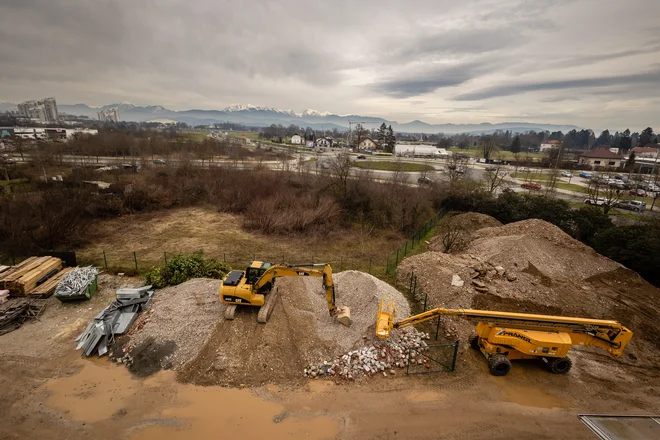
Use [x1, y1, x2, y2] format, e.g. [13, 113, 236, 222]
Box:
[144, 253, 231, 288]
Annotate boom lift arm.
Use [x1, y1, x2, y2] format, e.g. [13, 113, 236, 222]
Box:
[376, 300, 632, 375]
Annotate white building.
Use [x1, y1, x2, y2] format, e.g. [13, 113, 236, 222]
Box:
[97, 108, 120, 122]
[394, 144, 444, 158]
[17, 98, 59, 123]
[539, 140, 560, 152]
[316, 137, 333, 149]
[1, 126, 98, 140]
[290, 133, 303, 145]
[358, 138, 378, 150]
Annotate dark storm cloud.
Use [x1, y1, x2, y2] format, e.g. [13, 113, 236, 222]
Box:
[454, 69, 660, 101]
[374, 63, 487, 98]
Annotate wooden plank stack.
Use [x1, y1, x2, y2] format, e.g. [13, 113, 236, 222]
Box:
[29, 267, 74, 298]
[0, 257, 63, 296]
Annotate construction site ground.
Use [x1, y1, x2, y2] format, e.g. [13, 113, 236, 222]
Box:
[1, 213, 659, 439]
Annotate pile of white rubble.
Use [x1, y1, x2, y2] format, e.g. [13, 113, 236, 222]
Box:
[304, 327, 432, 380]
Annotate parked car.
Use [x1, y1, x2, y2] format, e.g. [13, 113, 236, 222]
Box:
[484, 166, 497, 171]
[614, 174, 629, 182]
[584, 197, 607, 206]
[521, 182, 541, 190]
[152, 159, 166, 165]
[356, 155, 366, 159]
[579, 171, 593, 178]
[446, 164, 466, 173]
[629, 188, 647, 197]
[417, 177, 434, 185]
[616, 200, 646, 212]
[560, 171, 572, 177]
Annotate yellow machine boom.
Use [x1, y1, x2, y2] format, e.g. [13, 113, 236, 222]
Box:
[376, 299, 632, 376]
[220, 262, 351, 326]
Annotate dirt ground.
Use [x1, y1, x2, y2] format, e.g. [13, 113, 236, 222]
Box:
[1, 213, 659, 439]
[75, 206, 401, 275]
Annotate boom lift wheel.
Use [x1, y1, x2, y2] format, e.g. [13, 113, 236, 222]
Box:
[547, 357, 572, 374]
[469, 334, 480, 350]
[488, 354, 511, 376]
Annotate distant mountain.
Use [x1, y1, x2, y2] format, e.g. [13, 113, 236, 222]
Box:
[4, 101, 582, 134]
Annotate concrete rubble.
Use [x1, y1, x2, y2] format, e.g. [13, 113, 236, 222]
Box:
[75, 285, 154, 357]
[304, 328, 431, 380]
[451, 274, 464, 287]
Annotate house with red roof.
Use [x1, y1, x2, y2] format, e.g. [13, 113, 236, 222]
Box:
[579, 147, 624, 169]
[539, 140, 560, 152]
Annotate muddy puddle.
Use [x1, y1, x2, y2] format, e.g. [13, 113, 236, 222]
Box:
[43, 359, 339, 440]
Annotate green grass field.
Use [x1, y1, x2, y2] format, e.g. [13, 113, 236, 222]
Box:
[181, 129, 210, 141]
[352, 161, 435, 172]
[449, 147, 544, 161]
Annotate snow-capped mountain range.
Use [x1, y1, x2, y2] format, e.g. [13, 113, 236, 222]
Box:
[0, 101, 580, 134]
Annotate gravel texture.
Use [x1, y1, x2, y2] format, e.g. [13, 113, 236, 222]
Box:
[126, 278, 222, 370]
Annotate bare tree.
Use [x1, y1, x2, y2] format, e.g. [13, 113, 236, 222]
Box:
[439, 217, 467, 253]
[480, 135, 498, 162]
[328, 153, 353, 197]
[446, 153, 470, 185]
[353, 124, 367, 151]
[586, 179, 622, 215]
[482, 164, 510, 193]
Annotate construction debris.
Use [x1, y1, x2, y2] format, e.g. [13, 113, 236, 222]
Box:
[0, 256, 63, 296]
[54, 266, 99, 302]
[75, 285, 153, 357]
[0, 298, 47, 336]
[305, 328, 430, 380]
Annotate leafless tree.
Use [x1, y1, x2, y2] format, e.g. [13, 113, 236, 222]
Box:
[482, 164, 510, 193]
[440, 217, 467, 253]
[328, 153, 352, 197]
[352, 124, 368, 151]
[480, 135, 498, 162]
[586, 179, 622, 215]
[446, 153, 470, 185]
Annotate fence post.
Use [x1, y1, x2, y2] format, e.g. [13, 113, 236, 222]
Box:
[435, 316, 441, 340]
[133, 252, 138, 272]
[395, 249, 399, 266]
[369, 257, 372, 274]
[12, 256, 16, 266]
[103, 251, 108, 270]
[404, 240, 408, 256]
[385, 256, 389, 275]
[451, 342, 459, 371]
[423, 292, 427, 311]
[164, 251, 168, 264]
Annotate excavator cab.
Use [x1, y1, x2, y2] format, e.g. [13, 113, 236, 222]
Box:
[245, 261, 272, 285]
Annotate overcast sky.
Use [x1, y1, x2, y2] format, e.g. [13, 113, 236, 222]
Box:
[1, 0, 659, 130]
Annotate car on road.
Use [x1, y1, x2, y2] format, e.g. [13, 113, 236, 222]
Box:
[152, 159, 166, 165]
[629, 188, 647, 197]
[521, 182, 541, 190]
[579, 171, 593, 178]
[484, 166, 498, 171]
[616, 200, 646, 212]
[584, 197, 607, 206]
[356, 155, 366, 159]
[519, 167, 532, 173]
[417, 177, 434, 185]
[560, 171, 572, 177]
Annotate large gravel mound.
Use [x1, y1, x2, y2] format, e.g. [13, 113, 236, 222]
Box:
[125, 271, 411, 386]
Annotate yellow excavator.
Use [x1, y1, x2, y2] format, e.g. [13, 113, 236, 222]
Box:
[219, 261, 351, 326]
[376, 299, 632, 376]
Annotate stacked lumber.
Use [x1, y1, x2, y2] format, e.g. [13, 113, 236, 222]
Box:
[29, 267, 74, 298]
[0, 257, 42, 288]
[0, 257, 63, 296]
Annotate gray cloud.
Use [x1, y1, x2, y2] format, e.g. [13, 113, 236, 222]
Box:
[454, 69, 660, 101]
[1, 0, 660, 129]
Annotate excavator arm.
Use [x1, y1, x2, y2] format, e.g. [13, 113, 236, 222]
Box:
[376, 300, 632, 358]
[254, 263, 339, 315]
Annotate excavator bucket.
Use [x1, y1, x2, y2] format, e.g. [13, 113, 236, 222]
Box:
[336, 306, 351, 327]
[376, 299, 397, 338]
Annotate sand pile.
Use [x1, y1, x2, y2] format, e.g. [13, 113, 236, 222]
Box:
[125, 271, 412, 385]
[397, 215, 660, 370]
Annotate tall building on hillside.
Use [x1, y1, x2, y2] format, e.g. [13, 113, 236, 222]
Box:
[17, 97, 59, 123]
[97, 108, 120, 122]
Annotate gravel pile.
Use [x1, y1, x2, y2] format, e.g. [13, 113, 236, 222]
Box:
[304, 328, 430, 380]
[125, 278, 222, 370]
[300, 270, 411, 351]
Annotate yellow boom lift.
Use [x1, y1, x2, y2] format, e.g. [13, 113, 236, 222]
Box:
[376, 300, 632, 376]
[219, 261, 351, 326]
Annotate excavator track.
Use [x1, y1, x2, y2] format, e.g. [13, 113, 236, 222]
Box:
[223, 304, 238, 320]
[257, 287, 279, 324]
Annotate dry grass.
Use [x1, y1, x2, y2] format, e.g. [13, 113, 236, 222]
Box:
[76, 206, 402, 276]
